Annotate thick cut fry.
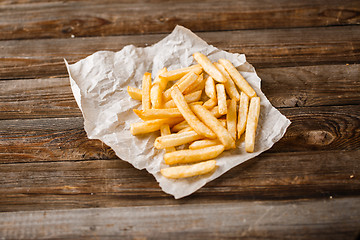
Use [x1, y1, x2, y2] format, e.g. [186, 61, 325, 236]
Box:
[164, 145, 224, 165]
[216, 84, 227, 115]
[218, 59, 256, 98]
[193, 52, 227, 83]
[191, 104, 235, 149]
[130, 117, 183, 135]
[205, 76, 216, 100]
[203, 98, 217, 110]
[226, 99, 237, 140]
[184, 73, 204, 94]
[171, 86, 216, 139]
[189, 139, 221, 150]
[171, 120, 190, 132]
[133, 108, 182, 120]
[127, 86, 142, 101]
[164, 90, 202, 108]
[237, 92, 250, 139]
[163, 72, 199, 101]
[150, 67, 167, 108]
[178, 126, 193, 133]
[214, 62, 240, 101]
[160, 124, 175, 153]
[154, 130, 202, 149]
[160, 160, 216, 179]
[245, 97, 260, 153]
[159, 65, 202, 81]
[142, 72, 152, 110]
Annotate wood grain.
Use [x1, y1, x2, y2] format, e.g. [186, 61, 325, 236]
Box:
[1, 0, 359, 40]
[0, 197, 359, 239]
[1, 64, 358, 120]
[0, 105, 358, 163]
[1, 26, 359, 79]
[0, 150, 358, 212]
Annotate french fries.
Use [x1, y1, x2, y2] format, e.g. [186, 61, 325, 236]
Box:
[191, 104, 235, 150]
[216, 84, 227, 115]
[193, 52, 227, 83]
[226, 99, 237, 140]
[237, 92, 250, 139]
[160, 160, 216, 179]
[205, 76, 216, 100]
[163, 90, 202, 108]
[150, 67, 168, 108]
[171, 86, 216, 139]
[127, 52, 261, 179]
[245, 97, 260, 153]
[142, 73, 152, 110]
[127, 86, 142, 101]
[218, 59, 256, 98]
[160, 124, 175, 153]
[164, 145, 225, 165]
[154, 130, 202, 149]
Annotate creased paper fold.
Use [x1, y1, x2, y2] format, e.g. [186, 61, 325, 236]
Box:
[65, 25, 291, 199]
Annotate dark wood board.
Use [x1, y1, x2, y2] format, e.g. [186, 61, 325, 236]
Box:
[0, 0, 359, 40]
[1, 26, 359, 80]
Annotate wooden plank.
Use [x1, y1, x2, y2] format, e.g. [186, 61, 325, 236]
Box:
[0, 197, 359, 239]
[0, 104, 359, 163]
[1, 64, 359, 120]
[0, 150, 358, 212]
[1, 26, 359, 79]
[0, 0, 359, 40]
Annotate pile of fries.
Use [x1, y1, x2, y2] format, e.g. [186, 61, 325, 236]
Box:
[127, 52, 260, 179]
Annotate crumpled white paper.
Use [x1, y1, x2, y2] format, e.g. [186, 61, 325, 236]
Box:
[65, 25, 291, 199]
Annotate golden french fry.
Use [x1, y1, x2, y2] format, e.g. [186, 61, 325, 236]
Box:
[205, 76, 216, 100]
[226, 98, 237, 140]
[191, 104, 235, 149]
[142, 72, 152, 110]
[218, 59, 256, 98]
[216, 84, 227, 115]
[159, 64, 202, 81]
[171, 120, 190, 132]
[183, 73, 204, 94]
[214, 62, 240, 101]
[193, 52, 227, 83]
[189, 139, 221, 150]
[164, 90, 202, 108]
[150, 67, 168, 108]
[130, 117, 183, 135]
[237, 92, 250, 139]
[163, 72, 199, 101]
[154, 130, 202, 149]
[133, 108, 182, 120]
[160, 124, 175, 153]
[177, 126, 193, 133]
[164, 145, 224, 165]
[171, 86, 216, 139]
[245, 97, 260, 153]
[127, 86, 142, 101]
[202, 98, 217, 110]
[160, 160, 217, 179]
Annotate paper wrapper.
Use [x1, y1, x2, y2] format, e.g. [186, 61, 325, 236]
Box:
[65, 26, 291, 199]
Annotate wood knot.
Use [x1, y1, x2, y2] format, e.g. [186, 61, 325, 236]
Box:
[304, 130, 335, 146]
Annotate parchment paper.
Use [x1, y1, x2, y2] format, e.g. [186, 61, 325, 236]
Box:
[65, 25, 291, 199]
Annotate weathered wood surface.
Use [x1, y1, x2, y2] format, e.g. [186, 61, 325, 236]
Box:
[1, 0, 360, 239]
[0, 150, 359, 212]
[1, 197, 360, 239]
[1, 64, 359, 120]
[1, 26, 360, 80]
[1, 0, 359, 40]
[0, 105, 359, 163]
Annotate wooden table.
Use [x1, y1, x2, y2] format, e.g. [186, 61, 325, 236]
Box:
[1, 1, 360, 239]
